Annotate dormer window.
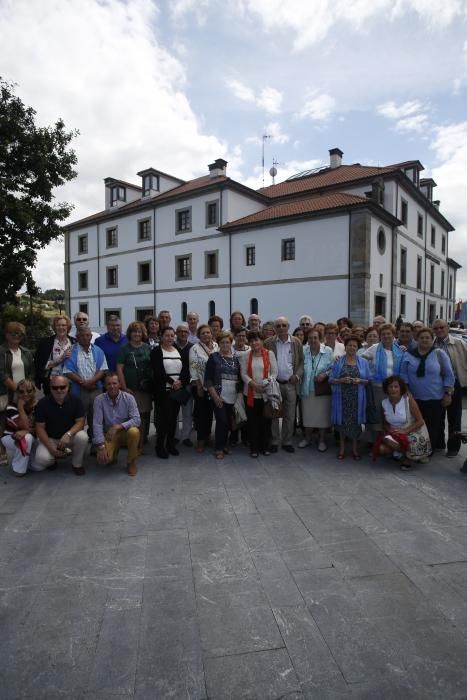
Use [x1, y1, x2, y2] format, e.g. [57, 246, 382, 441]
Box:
[142, 173, 159, 197]
[110, 186, 126, 206]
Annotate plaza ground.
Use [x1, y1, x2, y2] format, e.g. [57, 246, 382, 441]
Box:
[1, 430, 467, 699]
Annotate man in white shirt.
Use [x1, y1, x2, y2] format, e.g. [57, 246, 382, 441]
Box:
[264, 317, 304, 453]
[70, 311, 100, 343]
[186, 311, 199, 344]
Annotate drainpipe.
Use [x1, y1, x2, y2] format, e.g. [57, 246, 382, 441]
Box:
[347, 211, 352, 318]
[153, 206, 156, 314]
[390, 225, 395, 322]
[423, 211, 427, 323]
[97, 223, 101, 327]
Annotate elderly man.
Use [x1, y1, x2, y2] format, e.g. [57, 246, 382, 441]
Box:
[158, 310, 172, 331]
[264, 316, 304, 453]
[298, 315, 313, 335]
[175, 323, 194, 446]
[95, 315, 128, 370]
[372, 315, 386, 330]
[186, 311, 199, 344]
[93, 372, 141, 476]
[247, 314, 262, 332]
[33, 375, 89, 475]
[63, 327, 108, 438]
[70, 311, 100, 343]
[433, 318, 467, 459]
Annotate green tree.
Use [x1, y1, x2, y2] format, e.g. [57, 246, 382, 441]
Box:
[0, 78, 78, 310]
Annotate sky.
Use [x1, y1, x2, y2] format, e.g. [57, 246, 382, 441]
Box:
[1, 0, 467, 298]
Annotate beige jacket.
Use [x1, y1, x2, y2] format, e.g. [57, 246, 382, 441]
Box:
[440, 335, 467, 387]
[264, 335, 304, 380]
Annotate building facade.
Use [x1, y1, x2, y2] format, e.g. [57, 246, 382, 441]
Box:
[64, 149, 459, 331]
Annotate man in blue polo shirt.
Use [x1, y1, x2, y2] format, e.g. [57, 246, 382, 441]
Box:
[95, 315, 128, 371]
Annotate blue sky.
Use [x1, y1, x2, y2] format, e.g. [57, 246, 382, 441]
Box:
[1, 0, 467, 298]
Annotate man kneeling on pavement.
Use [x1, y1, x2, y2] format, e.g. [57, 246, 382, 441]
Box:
[93, 372, 141, 476]
[33, 374, 88, 475]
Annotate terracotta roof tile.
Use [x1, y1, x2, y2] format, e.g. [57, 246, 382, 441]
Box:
[257, 162, 421, 198]
[221, 192, 379, 230]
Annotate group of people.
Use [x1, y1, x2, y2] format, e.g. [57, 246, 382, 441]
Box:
[0, 308, 465, 477]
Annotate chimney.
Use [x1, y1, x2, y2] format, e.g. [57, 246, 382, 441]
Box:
[371, 178, 385, 206]
[329, 148, 343, 169]
[433, 200, 440, 210]
[208, 158, 228, 178]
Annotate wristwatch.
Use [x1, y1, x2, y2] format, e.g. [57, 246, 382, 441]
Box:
[66, 431, 73, 438]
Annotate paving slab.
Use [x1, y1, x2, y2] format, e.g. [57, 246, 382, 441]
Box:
[1, 432, 467, 698]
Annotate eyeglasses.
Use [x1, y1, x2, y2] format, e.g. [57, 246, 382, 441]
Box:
[51, 385, 68, 391]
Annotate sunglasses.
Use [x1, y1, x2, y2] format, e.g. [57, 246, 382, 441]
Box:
[18, 388, 34, 394]
[51, 385, 68, 391]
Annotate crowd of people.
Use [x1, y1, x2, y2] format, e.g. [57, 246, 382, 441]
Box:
[0, 308, 466, 477]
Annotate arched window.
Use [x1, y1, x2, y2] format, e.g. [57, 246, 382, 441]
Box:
[250, 298, 258, 314]
[181, 302, 187, 322]
[208, 300, 215, 317]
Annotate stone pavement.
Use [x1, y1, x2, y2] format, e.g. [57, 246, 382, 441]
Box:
[1, 437, 467, 699]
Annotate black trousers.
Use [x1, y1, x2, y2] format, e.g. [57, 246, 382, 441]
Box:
[437, 380, 462, 453]
[213, 403, 234, 451]
[417, 399, 444, 452]
[194, 391, 213, 442]
[155, 392, 180, 449]
[246, 399, 272, 453]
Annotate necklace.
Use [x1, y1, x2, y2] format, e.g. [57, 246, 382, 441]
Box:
[220, 353, 236, 369]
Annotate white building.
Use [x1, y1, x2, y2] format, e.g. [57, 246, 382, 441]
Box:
[64, 149, 460, 330]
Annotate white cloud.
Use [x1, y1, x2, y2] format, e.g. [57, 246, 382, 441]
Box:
[378, 100, 424, 120]
[298, 93, 336, 121]
[227, 79, 282, 114]
[265, 122, 289, 144]
[431, 121, 467, 298]
[395, 113, 430, 133]
[239, 0, 467, 50]
[0, 0, 227, 290]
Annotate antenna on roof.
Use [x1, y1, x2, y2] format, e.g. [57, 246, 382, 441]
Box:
[269, 158, 278, 185]
[262, 134, 271, 186]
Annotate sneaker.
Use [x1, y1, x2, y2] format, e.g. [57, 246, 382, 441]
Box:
[127, 461, 137, 476]
[298, 439, 310, 448]
[72, 466, 86, 476]
[317, 441, 327, 452]
[282, 444, 295, 453]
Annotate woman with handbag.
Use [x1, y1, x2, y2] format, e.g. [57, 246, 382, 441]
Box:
[189, 324, 218, 452]
[150, 326, 189, 459]
[373, 375, 431, 469]
[240, 331, 278, 457]
[205, 331, 241, 460]
[116, 321, 152, 452]
[34, 315, 75, 394]
[330, 336, 371, 460]
[299, 329, 334, 451]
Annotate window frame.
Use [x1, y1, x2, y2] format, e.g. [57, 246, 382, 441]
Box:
[246, 245, 256, 266]
[175, 254, 192, 281]
[104, 308, 121, 323]
[416, 255, 423, 290]
[400, 246, 407, 285]
[137, 260, 152, 285]
[106, 226, 118, 249]
[78, 233, 88, 255]
[142, 174, 159, 197]
[110, 185, 126, 206]
[135, 307, 154, 322]
[138, 217, 152, 243]
[417, 213, 423, 238]
[400, 198, 408, 227]
[175, 206, 192, 234]
[431, 225, 436, 248]
[78, 270, 88, 291]
[204, 250, 219, 279]
[281, 238, 295, 261]
[430, 263, 435, 294]
[205, 200, 219, 228]
[79, 303, 89, 315]
[106, 265, 118, 289]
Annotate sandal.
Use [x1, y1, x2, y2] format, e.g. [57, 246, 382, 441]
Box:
[400, 461, 412, 471]
[352, 452, 361, 461]
[337, 452, 345, 460]
[250, 452, 259, 458]
[215, 451, 224, 460]
[223, 448, 232, 455]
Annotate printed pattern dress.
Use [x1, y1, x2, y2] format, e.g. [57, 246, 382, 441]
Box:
[338, 363, 362, 439]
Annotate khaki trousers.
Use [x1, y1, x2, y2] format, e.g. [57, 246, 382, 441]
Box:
[271, 382, 297, 447]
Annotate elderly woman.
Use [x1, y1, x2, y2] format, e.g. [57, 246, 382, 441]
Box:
[117, 321, 152, 451]
[0, 322, 34, 409]
[205, 331, 241, 459]
[34, 315, 75, 394]
[144, 315, 160, 348]
[400, 326, 455, 449]
[330, 336, 371, 460]
[360, 323, 405, 432]
[240, 331, 278, 457]
[189, 324, 218, 452]
[230, 310, 247, 334]
[358, 326, 379, 353]
[375, 375, 431, 469]
[1, 379, 38, 476]
[262, 322, 276, 339]
[299, 329, 334, 451]
[151, 326, 190, 459]
[324, 323, 345, 359]
[293, 327, 306, 345]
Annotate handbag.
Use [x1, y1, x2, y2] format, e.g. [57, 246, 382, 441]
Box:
[314, 376, 331, 396]
[365, 381, 380, 425]
[168, 387, 191, 405]
[231, 392, 247, 430]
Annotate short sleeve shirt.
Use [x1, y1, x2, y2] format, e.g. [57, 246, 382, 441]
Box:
[35, 394, 85, 439]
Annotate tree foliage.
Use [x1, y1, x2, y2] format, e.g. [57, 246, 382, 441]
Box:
[0, 78, 78, 309]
